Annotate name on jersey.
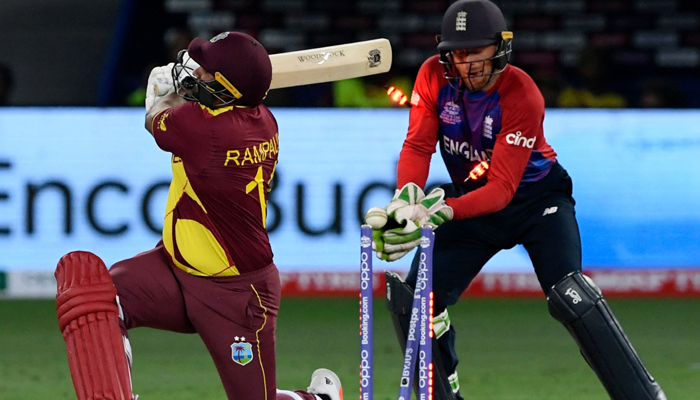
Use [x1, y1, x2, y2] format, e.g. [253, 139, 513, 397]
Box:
[443, 136, 492, 162]
[224, 133, 279, 166]
[505, 131, 535, 148]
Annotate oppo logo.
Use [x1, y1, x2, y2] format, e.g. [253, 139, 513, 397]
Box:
[505, 131, 535, 148]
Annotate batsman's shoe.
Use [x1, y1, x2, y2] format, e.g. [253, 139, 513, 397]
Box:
[307, 368, 343, 400]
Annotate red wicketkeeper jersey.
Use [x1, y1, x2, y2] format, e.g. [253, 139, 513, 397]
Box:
[398, 55, 557, 219]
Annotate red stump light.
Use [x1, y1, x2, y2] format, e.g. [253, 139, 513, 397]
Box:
[465, 161, 490, 182]
[429, 292, 434, 338]
[429, 362, 434, 400]
[386, 86, 409, 106]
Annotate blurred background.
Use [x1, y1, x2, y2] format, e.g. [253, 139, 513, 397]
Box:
[0, 0, 699, 108]
[1, 1, 699, 399]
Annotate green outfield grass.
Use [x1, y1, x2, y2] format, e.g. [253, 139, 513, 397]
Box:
[1, 298, 698, 400]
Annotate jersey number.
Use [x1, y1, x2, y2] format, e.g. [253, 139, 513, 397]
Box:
[245, 162, 277, 228]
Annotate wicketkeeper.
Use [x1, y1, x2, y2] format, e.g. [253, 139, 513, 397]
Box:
[366, 1, 667, 399]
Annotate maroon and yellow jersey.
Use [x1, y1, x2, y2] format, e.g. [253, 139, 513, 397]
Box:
[151, 102, 279, 276]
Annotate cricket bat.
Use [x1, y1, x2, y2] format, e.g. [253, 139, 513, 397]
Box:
[269, 38, 392, 89]
[157, 39, 392, 95]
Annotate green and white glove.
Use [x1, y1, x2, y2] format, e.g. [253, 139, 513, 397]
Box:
[372, 220, 421, 261]
[416, 187, 454, 227]
[364, 184, 454, 262]
[365, 183, 422, 261]
[371, 187, 454, 261]
[389, 185, 453, 227]
[385, 182, 425, 220]
[388, 187, 453, 230]
[365, 202, 417, 261]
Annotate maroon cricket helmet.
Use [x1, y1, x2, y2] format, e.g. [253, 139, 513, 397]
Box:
[188, 31, 272, 107]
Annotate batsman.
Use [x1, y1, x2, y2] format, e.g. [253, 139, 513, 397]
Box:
[54, 31, 343, 400]
[366, 1, 667, 399]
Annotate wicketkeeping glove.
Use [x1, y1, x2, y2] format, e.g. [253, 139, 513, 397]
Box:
[416, 187, 454, 227]
[372, 188, 454, 261]
[385, 182, 425, 220]
[372, 220, 421, 261]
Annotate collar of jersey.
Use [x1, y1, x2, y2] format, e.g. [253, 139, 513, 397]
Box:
[199, 103, 250, 116]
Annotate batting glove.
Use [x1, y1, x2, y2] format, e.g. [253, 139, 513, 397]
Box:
[145, 63, 175, 112]
[152, 64, 175, 96]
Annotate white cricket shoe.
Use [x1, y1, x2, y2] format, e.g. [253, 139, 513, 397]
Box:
[307, 368, 343, 400]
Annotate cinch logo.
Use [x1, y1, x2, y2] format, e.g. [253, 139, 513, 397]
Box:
[505, 131, 535, 148]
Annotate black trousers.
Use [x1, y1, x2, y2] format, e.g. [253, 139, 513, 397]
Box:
[404, 162, 582, 393]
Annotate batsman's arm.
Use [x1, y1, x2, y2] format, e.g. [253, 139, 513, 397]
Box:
[145, 92, 187, 136]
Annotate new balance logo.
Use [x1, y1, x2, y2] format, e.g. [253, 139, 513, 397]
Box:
[542, 206, 558, 216]
[505, 131, 535, 148]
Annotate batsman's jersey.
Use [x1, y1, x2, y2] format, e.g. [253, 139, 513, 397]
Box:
[151, 102, 279, 276]
[398, 55, 557, 219]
